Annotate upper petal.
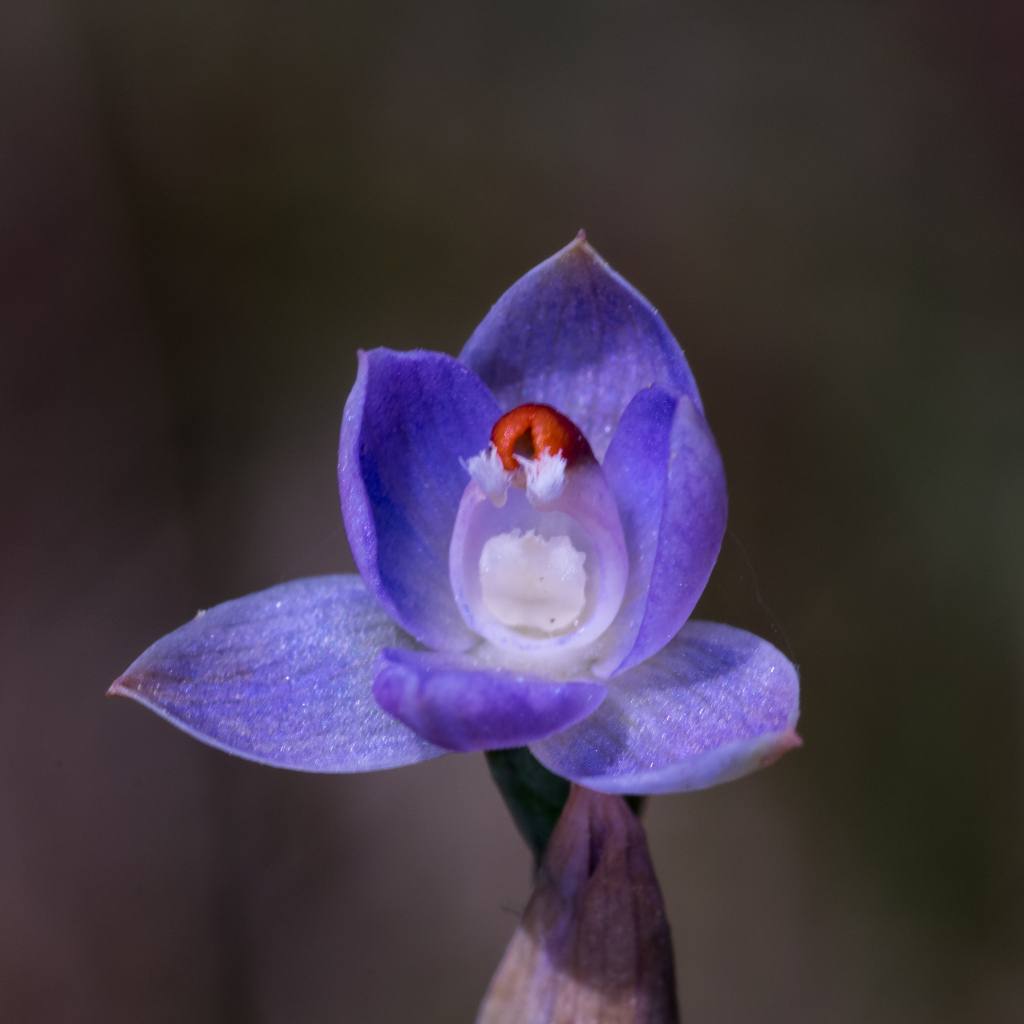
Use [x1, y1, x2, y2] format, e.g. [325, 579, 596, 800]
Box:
[372, 647, 607, 753]
[339, 348, 501, 651]
[530, 621, 800, 795]
[594, 386, 727, 677]
[459, 234, 702, 460]
[109, 576, 448, 772]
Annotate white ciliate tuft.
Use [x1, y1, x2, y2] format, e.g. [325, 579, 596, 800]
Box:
[518, 451, 567, 506]
[463, 444, 513, 507]
[479, 529, 587, 633]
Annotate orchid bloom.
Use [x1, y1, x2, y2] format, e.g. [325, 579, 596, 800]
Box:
[111, 234, 800, 795]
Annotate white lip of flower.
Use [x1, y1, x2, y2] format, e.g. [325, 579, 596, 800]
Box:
[450, 443, 627, 671]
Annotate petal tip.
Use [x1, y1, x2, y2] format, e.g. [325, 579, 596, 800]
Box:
[106, 675, 131, 698]
[761, 728, 803, 768]
[560, 229, 604, 269]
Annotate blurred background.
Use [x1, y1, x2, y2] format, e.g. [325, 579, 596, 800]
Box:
[2, 0, 1023, 1021]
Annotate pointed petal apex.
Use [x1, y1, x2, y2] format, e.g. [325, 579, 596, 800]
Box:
[759, 728, 803, 768]
[460, 240, 702, 459]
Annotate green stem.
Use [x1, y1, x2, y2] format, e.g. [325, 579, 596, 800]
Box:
[485, 747, 645, 865]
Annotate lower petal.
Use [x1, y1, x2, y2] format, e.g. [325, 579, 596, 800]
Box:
[530, 621, 800, 794]
[372, 648, 607, 752]
[109, 576, 448, 772]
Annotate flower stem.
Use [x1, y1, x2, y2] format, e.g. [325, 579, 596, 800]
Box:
[485, 747, 644, 864]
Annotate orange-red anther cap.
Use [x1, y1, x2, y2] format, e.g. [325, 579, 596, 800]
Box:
[490, 404, 591, 472]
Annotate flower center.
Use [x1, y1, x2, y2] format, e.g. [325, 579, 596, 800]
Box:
[450, 403, 628, 662]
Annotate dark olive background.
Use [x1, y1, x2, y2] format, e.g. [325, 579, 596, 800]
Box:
[2, 1, 1022, 1021]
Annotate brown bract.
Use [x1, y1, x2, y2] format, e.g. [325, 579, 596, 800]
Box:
[477, 786, 680, 1024]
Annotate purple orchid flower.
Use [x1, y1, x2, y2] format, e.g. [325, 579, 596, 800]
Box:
[110, 234, 800, 795]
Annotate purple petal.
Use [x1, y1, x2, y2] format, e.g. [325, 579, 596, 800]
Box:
[594, 386, 727, 677]
[339, 348, 501, 651]
[109, 576, 448, 772]
[530, 621, 800, 794]
[372, 648, 607, 752]
[459, 234, 702, 459]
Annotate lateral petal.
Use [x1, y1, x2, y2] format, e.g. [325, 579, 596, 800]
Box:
[109, 576, 447, 772]
[530, 621, 800, 794]
[339, 348, 501, 650]
[595, 386, 727, 676]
